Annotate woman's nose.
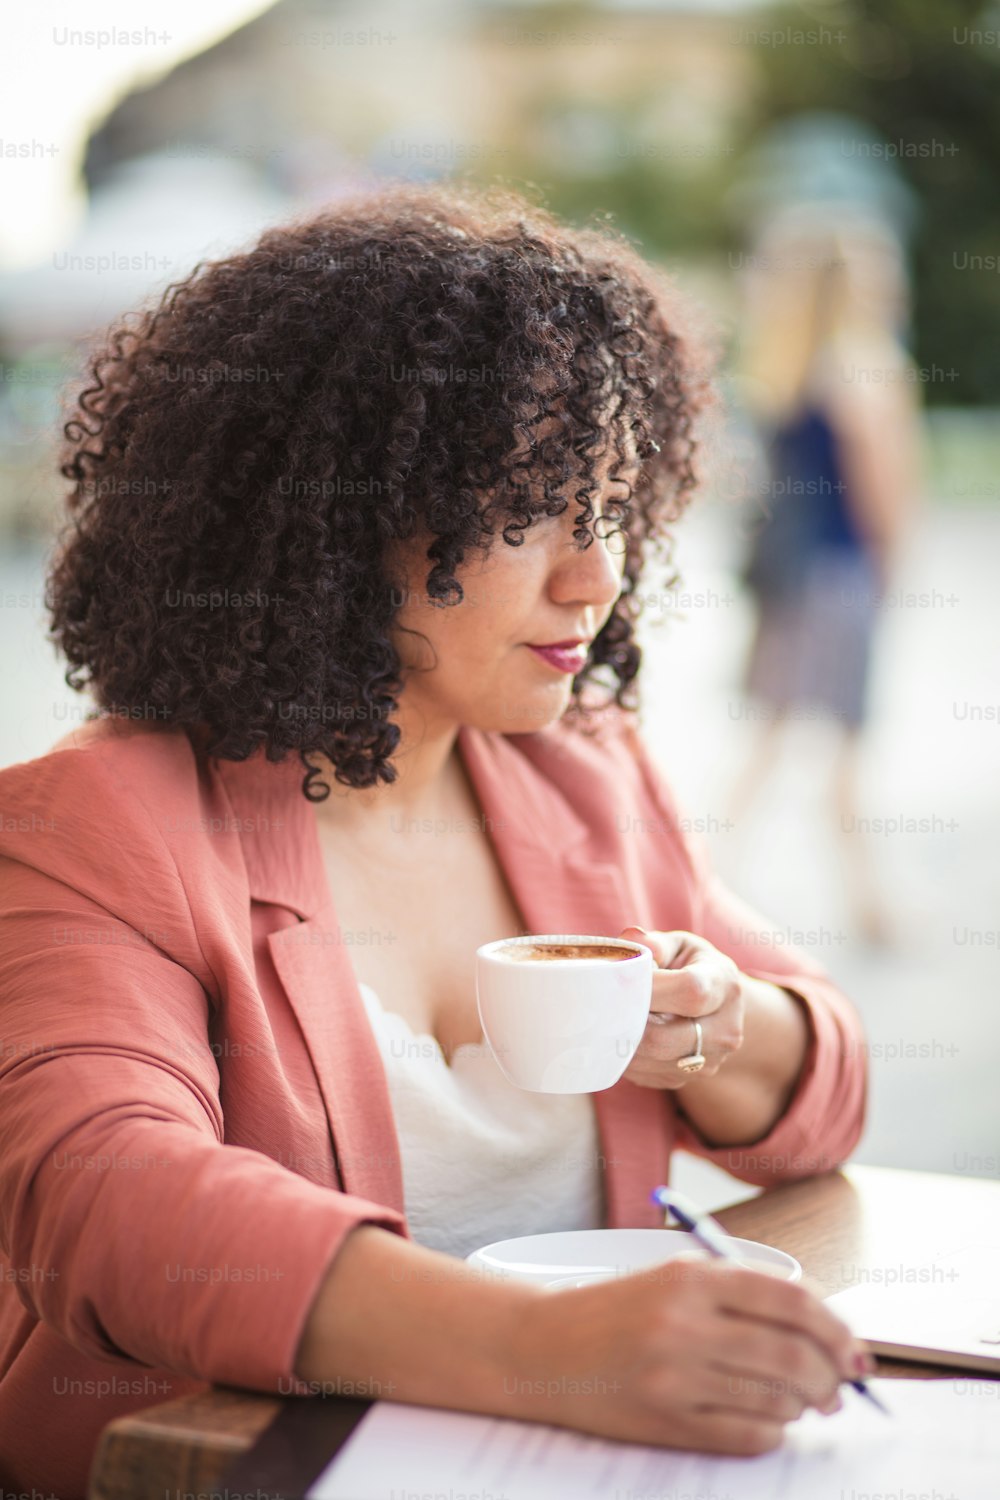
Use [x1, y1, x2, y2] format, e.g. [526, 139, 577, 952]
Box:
[548, 526, 627, 611]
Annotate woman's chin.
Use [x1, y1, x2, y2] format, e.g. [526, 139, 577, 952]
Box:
[487, 692, 572, 736]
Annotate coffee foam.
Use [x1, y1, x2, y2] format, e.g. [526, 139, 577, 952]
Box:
[494, 941, 641, 964]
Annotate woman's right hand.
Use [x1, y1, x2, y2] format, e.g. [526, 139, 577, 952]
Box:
[504, 1255, 871, 1455]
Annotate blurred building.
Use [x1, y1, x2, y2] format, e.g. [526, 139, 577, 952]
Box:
[0, 0, 758, 534]
[2, 1, 996, 536]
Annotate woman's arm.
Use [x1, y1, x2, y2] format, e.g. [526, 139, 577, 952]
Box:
[618, 926, 817, 1147]
[614, 917, 866, 1182]
[823, 333, 925, 577]
[618, 723, 869, 1181]
[296, 1222, 869, 1455]
[294, 1222, 535, 1403]
[674, 976, 813, 1148]
[0, 856, 408, 1389]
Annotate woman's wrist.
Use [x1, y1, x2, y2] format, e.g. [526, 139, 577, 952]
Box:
[675, 977, 812, 1148]
[294, 1223, 545, 1416]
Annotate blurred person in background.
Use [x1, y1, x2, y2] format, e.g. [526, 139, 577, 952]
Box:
[729, 212, 924, 946]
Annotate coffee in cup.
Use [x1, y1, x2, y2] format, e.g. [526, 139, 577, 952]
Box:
[475, 933, 654, 1093]
[493, 941, 642, 964]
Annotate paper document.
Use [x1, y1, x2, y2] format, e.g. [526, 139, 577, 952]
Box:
[308, 1376, 1000, 1499]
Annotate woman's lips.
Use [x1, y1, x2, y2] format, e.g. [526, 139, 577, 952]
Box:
[526, 643, 589, 674]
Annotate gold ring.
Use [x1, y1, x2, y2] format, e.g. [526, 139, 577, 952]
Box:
[676, 1019, 706, 1074]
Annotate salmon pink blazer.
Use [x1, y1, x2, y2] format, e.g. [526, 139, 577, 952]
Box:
[0, 711, 867, 1497]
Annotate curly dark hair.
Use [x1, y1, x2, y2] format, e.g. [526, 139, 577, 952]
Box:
[47, 179, 710, 798]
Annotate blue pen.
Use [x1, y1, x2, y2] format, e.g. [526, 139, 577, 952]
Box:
[651, 1186, 891, 1417]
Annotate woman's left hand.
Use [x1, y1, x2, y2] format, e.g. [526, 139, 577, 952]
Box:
[618, 926, 746, 1090]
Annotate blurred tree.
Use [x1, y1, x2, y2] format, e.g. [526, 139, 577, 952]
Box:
[741, 0, 1000, 404]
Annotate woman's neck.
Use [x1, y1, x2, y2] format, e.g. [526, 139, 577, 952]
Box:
[311, 715, 463, 831]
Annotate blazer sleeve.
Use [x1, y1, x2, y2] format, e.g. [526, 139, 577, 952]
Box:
[621, 720, 869, 1185]
[0, 853, 406, 1393]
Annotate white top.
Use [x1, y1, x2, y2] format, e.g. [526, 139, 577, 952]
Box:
[358, 980, 605, 1260]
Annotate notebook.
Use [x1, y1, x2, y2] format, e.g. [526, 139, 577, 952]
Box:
[826, 1242, 1000, 1373]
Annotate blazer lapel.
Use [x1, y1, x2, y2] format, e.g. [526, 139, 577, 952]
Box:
[216, 752, 405, 1214]
[455, 723, 634, 938]
[267, 915, 405, 1213]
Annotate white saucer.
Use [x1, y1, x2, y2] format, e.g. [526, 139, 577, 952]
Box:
[465, 1228, 801, 1287]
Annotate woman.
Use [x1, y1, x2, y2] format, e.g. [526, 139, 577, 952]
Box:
[731, 210, 922, 942]
[0, 183, 870, 1499]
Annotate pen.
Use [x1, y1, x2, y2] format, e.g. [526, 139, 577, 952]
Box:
[650, 1185, 891, 1417]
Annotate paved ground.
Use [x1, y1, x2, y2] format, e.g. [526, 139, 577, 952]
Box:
[2, 502, 997, 1210]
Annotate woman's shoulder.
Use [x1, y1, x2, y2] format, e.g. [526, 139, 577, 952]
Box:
[0, 716, 201, 822]
[0, 717, 218, 910]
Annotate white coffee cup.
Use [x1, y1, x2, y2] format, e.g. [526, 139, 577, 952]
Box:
[475, 933, 654, 1093]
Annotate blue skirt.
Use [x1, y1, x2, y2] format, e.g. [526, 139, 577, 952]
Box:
[743, 550, 880, 730]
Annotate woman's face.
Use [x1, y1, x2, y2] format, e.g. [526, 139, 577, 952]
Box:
[388, 446, 636, 738]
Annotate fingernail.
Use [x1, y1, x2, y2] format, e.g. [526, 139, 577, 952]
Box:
[854, 1350, 876, 1377]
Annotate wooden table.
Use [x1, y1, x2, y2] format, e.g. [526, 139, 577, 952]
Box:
[87, 1163, 1000, 1499]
